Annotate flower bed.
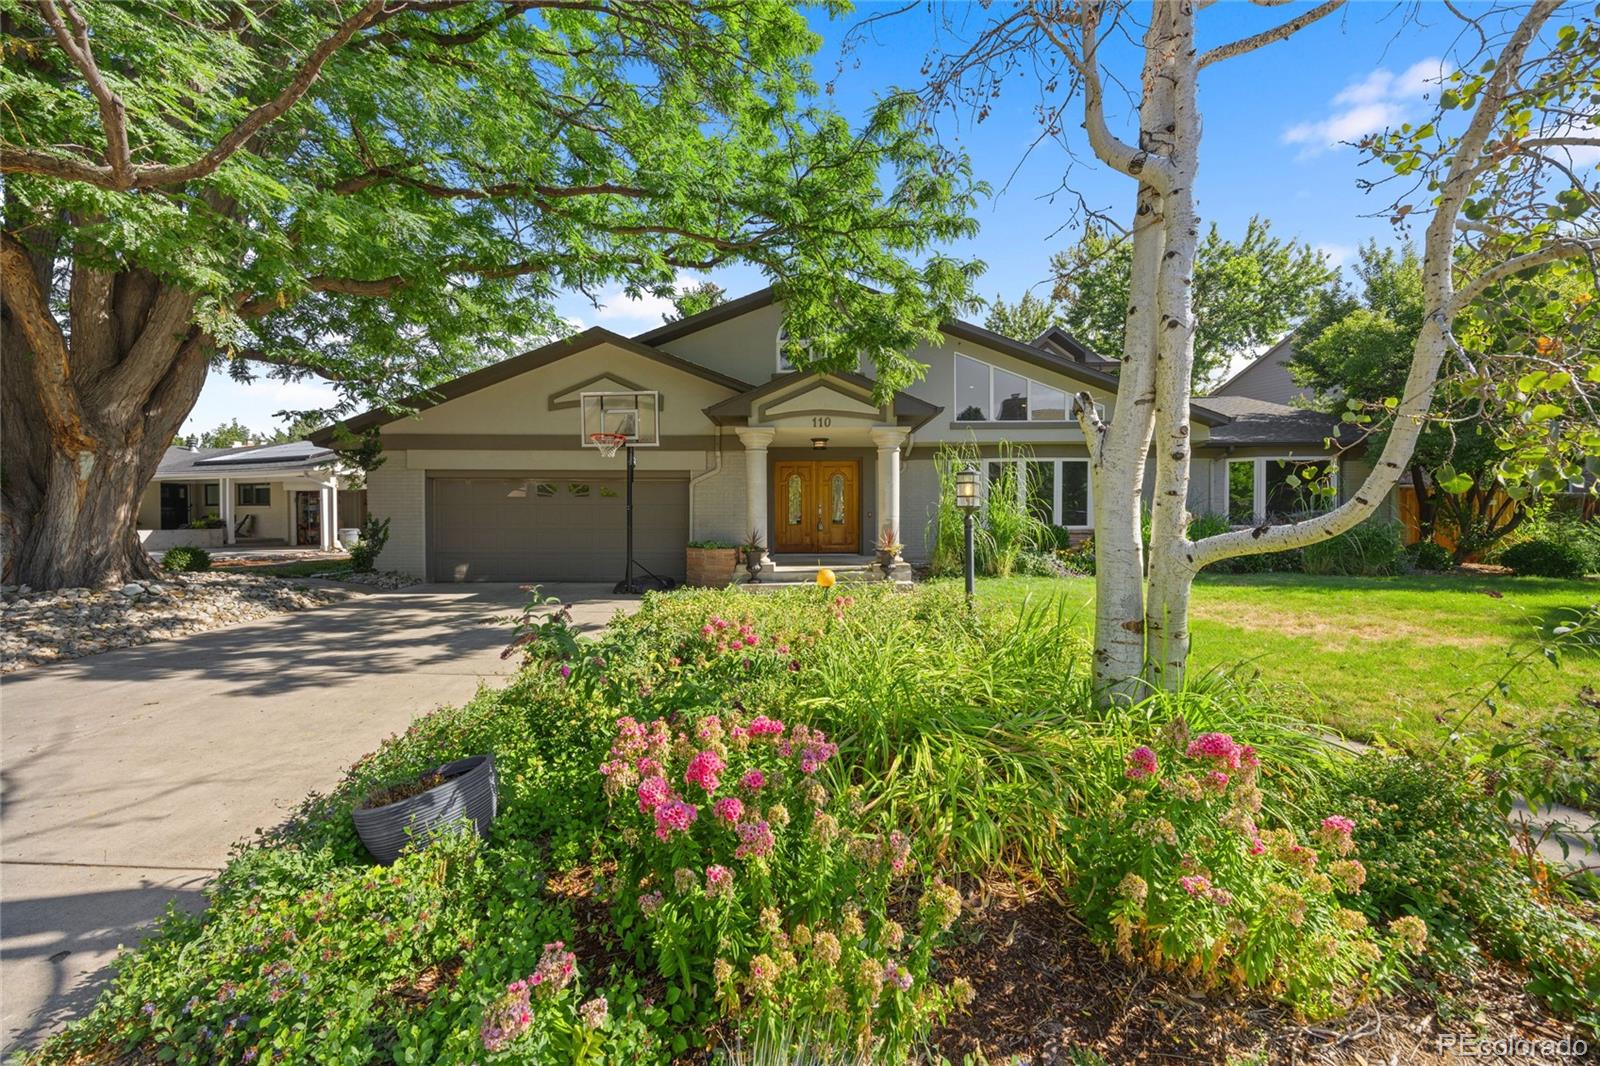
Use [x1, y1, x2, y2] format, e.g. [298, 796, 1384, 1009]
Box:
[29, 584, 1599, 1063]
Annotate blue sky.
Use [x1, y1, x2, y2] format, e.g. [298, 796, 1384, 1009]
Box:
[184, 1, 1492, 438]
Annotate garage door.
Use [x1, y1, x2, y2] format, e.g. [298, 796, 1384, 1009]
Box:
[429, 476, 688, 582]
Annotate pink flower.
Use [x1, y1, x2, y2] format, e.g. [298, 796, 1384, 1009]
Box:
[1248, 837, 1266, 856]
[639, 890, 663, 916]
[654, 799, 698, 840]
[1320, 815, 1355, 837]
[744, 634, 760, 647]
[684, 749, 726, 793]
[734, 819, 775, 859]
[1185, 732, 1244, 770]
[700, 624, 715, 637]
[1238, 744, 1259, 769]
[740, 769, 766, 791]
[713, 796, 745, 823]
[1204, 770, 1230, 793]
[705, 864, 734, 897]
[747, 715, 785, 738]
[1179, 874, 1212, 897]
[1124, 746, 1159, 780]
[882, 962, 914, 991]
[636, 775, 671, 814]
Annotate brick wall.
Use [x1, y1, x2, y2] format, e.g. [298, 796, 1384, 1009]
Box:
[365, 454, 427, 578]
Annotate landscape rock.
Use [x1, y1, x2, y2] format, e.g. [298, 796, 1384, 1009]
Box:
[1, 572, 349, 674]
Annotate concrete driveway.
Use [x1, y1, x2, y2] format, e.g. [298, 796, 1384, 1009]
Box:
[0, 581, 638, 1052]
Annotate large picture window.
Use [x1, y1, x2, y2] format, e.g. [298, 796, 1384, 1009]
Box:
[955, 353, 1099, 424]
[1227, 458, 1336, 524]
[985, 458, 1094, 527]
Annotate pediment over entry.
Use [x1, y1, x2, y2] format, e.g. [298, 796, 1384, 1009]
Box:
[760, 380, 882, 421]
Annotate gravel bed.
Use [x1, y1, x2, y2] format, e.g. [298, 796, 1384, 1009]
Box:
[307, 570, 423, 590]
[0, 572, 348, 673]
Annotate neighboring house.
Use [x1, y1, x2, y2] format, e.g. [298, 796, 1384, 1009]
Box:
[314, 288, 1378, 582]
[137, 441, 368, 552]
[1208, 334, 1315, 407]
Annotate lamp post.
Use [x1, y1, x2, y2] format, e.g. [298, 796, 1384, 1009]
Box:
[955, 465, 980, 601]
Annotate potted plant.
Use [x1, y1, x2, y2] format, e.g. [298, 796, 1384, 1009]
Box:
[740, 531, 765, 583]
[685, 539, 739, 587]
[876, 528, 904, 578]
[351, 754, 498, 865]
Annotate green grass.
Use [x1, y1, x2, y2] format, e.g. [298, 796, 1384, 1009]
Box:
[953, 572, 1600, 741]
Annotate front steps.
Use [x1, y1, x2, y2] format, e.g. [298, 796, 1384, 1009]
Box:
[740, 554, 913, 589]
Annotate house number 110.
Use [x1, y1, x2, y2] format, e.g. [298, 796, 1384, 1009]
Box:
[812, 416, 832, 428]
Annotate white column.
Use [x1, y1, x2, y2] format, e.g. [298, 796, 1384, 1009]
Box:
[869, 427, 908, 555]
[329, 481, 342, 550]
[735, 427, 776, 563]
[220, 477, 235, 545]
[320, 484, 335, 550]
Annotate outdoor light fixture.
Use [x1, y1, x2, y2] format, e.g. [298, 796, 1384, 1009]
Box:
[954, 466, 981, 511]
[955, 465, 980, 601]
[810, 437, 829, 450]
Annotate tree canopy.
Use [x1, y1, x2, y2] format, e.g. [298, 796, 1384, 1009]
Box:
[983, 290, 1062, 342]
[1048, 216, 1336, 385]
[0, 0, 986, 588]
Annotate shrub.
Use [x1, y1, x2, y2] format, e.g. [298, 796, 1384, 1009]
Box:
[599, 708, 965, 1059]
[1014, 550, 1073, 578]
[348, 515, 391, 572]
[1058, 537, 1095, 575]
[981, 461, 1046, 578]
[1404, 539, 1455, 572]
[159, 545, 211, 572]
[1300, 521, 1403, 577]
[687, 539, 739, 549]
[1185, 512, 1232, 542]
[1066, 721, 1419, 1017]
[1500, 537, 1592, 578]
[1326, 756, 1600, 1028]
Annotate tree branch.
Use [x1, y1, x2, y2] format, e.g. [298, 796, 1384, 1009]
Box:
[0, 230, 95, 453]
[8, 0, 387, 191]
[1198, 0, 1345, 69]
[35, 0, 133, 186]
[1448, 237, 1599, 313]
[1031, 4, 1176, 192]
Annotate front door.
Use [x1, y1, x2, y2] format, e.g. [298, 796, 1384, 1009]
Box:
[159, 484, 188, 529]
[772, 460, 860, 553]
[294, 491, 321, 546]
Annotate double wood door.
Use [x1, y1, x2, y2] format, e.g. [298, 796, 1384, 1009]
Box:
[773, 459, 860, 553]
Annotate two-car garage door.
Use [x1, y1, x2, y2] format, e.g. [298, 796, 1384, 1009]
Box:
[429, 476, 688, 582]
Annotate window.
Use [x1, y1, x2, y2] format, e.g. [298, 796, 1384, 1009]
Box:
[954, 353, 1089, 423]
[203, 484, 219, 507]
[985, 458, 1094, 527]
[955, 354, 990, 421]
[535, 482, 557, 498]
[237, 483, 270, 507]
[785, 473, 804, 525]
[1227, 458, 1337, 524]
[567, 482, 591, 497]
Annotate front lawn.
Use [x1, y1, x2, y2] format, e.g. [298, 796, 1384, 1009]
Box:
[957, 572, 1600, 740]
[31, 585, 1598, 1064]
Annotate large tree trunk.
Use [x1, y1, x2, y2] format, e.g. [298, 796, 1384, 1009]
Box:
[2, 236, 210, 589]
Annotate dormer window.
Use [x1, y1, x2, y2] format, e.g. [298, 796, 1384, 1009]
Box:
[776, 327, 808, 372]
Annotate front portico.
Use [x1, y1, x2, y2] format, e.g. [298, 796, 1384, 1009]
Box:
[709, 371, 937, 567]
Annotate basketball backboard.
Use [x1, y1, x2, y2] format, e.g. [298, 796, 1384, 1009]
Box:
[580, 391, 660, 448]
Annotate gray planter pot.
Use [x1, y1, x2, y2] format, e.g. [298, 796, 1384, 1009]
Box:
[352, 754, 497, 865]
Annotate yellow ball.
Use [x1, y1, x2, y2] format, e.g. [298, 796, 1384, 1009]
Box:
[815, 567, 836, 588]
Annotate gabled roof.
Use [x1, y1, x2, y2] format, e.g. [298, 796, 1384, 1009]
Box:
[703, 369, 942, 432]
[1209, 335, 1296, 397]
[635, 286, 781, 346]
[1031, 326, 1121, 370]
[311, 328, 753, 443]
[1197, 396, 1356, 447]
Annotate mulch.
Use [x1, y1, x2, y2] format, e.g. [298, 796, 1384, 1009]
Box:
[930, 881, 1596, 1065]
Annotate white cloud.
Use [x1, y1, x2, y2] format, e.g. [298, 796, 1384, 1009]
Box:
[1315, 242, 1357, 269]
[1283, 57, 1444, 157]
[578, 272, 707, 335]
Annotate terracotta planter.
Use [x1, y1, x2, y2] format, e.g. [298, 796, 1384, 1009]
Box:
[686, 546, 739, 587]
[352, 754, 497, 865]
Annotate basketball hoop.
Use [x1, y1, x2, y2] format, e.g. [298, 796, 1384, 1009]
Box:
[589, 432, 628, 459]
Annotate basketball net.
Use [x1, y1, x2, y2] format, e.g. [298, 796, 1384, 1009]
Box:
[589, 432, 628, 459]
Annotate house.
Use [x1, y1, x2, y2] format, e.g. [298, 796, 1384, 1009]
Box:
[137, 441, 368, 552]
[313, 288, 1379, 582]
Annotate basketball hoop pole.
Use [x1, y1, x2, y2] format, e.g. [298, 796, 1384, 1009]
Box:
[616, 443, 637, 594]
